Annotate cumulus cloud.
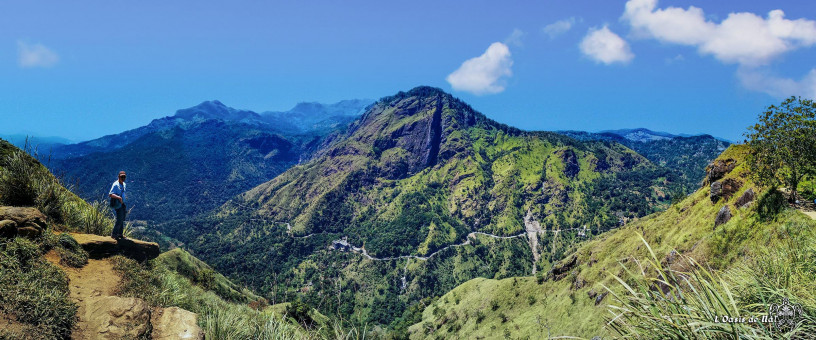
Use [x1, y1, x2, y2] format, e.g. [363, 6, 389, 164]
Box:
[622, 0, 816, 66]
[446, 42, 513, 95]
[543, 17, 580, 39]
[17, 41, 59, 68]
[737, 68, 816, 99]
[580, 26, 634, 65]
[504, 29, 525, 47]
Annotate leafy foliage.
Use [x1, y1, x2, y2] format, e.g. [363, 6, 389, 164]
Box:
[746, 96, 816, 202]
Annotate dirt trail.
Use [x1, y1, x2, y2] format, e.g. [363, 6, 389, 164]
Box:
[45, 251, 122, 340]
[803, 210, 816, 220]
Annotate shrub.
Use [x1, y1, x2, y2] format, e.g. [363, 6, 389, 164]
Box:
[56, 233, 88, 268]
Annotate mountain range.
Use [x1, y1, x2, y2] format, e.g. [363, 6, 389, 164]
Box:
[148, 87, 726, 330]
[46, 99, 371, 222]
[29, 86, 740, 336]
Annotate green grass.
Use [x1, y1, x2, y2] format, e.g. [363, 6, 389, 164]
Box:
[607, 235, 816, 338]
[110, 250, 370, 339]
[410, 145, 816, 339]
[0, 139, 113, 236]
[0, 237, 76, 340]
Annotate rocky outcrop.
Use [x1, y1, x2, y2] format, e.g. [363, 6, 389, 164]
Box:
[83, 296, 151, 339]
[594, 292, 609, 306]
[735, 188, 756, 208]
[151, 307, 204, 340]
[710, 178, 742, 202]
[550, 255, 578, 281]
[0, 206, 47, 238]
[557, 149, 580, 178]
[704, 158, 737, 185]
[714, 205, 732, 227]
[71, 234, 160, 261]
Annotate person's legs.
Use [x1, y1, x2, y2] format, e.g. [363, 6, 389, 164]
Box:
[112, 204, 126, 238]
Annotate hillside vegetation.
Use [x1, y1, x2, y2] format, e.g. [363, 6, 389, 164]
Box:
[160, 87, 683, 331]
[410, 145, 816, 338]
[0, 138, 364, 339]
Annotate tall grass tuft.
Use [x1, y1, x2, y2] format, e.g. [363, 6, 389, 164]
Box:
[606, 235, 816, 339]
[62, 200, 113, 236]
[0, 146, 40, 206]
[0, 144, 115, 236]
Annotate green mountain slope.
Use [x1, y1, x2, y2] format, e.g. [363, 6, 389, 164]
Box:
[561, 130, 730, 191]
[1, 138, 354, 339]
[410, 145, 816, 338]
[162, 87, 682, 330]
[47, 100, 368, 224]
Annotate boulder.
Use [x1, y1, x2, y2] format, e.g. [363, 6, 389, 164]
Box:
[704, 159, 737, 185]
[595, 292, 609, 306]
[714, 205, 732, 227]
[0, 207, 47, 238]
[151, 307, 204, 340]
[735, 188, 756, 208]
[710, 178, 742, 202]
[83, 296, 151, 339]
[550, 255, 578, 281]
[72, 233, 160, 262]
[710, 181, 722, 201]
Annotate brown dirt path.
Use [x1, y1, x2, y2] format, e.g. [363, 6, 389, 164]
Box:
[45, 250, 122, 340]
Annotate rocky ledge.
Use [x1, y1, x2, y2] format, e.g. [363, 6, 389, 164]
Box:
[71, 233, 160, 262]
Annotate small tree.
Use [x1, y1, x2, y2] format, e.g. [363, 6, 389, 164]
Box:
[745, 96, 816, 202]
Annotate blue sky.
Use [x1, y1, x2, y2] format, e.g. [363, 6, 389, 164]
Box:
[2, 0, 815, 142]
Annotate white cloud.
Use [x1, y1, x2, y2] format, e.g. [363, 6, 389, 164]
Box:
[504, 29, 525, 47]
[737, 68, 816, 99]
[622, 0, 816, 66]
[17, 41, 59, 68]
[580, 26, 634, 65]
[543, 17, 579, 39]
[446, 42, 513, 95]
[665, 54, 684, 65]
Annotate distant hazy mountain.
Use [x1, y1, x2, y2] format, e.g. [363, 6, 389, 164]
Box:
[559, 128, 730, 190]
[49, 99, 371, 159]
[47, 99, 369, 222]
[0, 134, 72, 152]
[262, 99, 373, 134]
[598, 128, 677, 142]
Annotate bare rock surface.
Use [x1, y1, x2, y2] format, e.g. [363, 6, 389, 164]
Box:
[71, 233, 160, 261]
[83, 296, 151, 339]
[0, 206, 47, 238]
[714, 205, 732, 227]
[46, 237, 202, 340]
[704, 158, 737, 185]
[151, 307, 204, 340]
[735, 188, 756, 208]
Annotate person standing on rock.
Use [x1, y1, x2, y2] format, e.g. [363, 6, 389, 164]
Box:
[108, 171, 127, 239]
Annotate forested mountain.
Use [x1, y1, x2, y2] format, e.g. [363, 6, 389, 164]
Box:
[46, 100, 369, 222]
[160, 86, 684, 331]
[560, 129, 729, 191]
